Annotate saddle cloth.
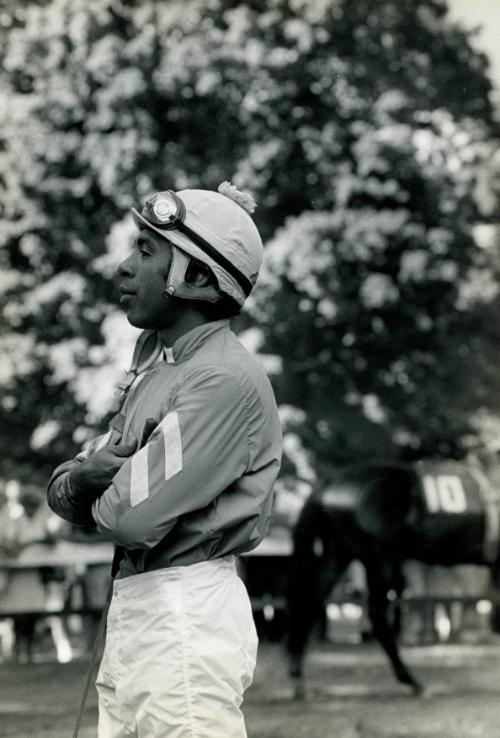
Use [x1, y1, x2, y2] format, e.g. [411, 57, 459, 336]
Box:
[413, 459, 500, 564]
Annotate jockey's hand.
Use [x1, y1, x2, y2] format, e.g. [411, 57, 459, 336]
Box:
[68, 441, 137, 500]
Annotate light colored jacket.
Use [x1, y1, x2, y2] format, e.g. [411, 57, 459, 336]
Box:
[47, 320, 282, 577]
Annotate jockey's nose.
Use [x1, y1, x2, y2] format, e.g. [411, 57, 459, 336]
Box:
[117, 253, 135, 279]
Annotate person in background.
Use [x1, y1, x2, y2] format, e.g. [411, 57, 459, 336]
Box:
[47, 182, 282, 738]
[0, 486, 14, 660]
[0, 485, 71, 663]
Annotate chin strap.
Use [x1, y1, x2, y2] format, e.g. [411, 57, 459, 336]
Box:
[164, 247, 221, 303]
[114, 329, 163, 399]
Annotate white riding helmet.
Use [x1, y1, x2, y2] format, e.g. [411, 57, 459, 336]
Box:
[131, 182, 263, 307]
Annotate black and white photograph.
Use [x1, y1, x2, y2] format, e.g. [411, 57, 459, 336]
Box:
[1, 1, 500, 736]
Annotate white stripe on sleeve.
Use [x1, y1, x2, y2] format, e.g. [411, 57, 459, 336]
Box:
[95, 430, 112, 451]
[76, 429, 112, 461]
[130, 445, 150, 508]
[159, 411, 183, 480]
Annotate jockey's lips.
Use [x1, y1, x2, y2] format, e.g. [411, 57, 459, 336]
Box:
[119, 286, 136, 305]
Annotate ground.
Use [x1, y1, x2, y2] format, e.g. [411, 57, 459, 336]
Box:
[1, 638, 500, 738]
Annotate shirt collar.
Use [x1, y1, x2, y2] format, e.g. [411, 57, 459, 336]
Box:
[162, 319, 230, 364]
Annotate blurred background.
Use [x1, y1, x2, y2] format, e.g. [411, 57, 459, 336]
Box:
[1, 0, 500, 665]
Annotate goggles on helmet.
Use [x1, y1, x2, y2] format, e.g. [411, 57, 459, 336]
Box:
[138, 190, 253, 298]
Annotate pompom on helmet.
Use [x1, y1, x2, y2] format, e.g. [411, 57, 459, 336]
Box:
[131, 182, 263, 307]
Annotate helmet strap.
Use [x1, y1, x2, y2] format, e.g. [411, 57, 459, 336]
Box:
[114, 329, 162, 399]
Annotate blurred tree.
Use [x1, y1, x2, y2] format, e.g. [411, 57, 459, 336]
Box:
[0, 0, 499, 483]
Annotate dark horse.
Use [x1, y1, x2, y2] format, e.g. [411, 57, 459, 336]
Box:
[286, 457, 500, 694]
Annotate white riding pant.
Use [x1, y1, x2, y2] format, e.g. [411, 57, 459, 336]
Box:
[96, 557, 257, 738]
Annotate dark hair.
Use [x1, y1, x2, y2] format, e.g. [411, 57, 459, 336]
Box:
[185, 259, 241, 320]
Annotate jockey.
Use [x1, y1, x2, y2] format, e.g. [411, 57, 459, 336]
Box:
[47, 183, 283, 738]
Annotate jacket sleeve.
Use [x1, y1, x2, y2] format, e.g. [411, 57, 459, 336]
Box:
[47, 429, 115, 527]
[92, 367, 249, 549]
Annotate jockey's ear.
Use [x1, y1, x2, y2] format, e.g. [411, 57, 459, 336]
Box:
[185, 259, 216, 288]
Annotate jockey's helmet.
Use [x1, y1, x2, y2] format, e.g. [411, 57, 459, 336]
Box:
[131, 183, 262, 307]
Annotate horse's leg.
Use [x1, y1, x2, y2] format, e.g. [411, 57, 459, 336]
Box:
[389, 564, 406, 638]
[286, 499, 349, 697]
[287, 555, 349, 699]
[286, 503, 323, 681]
[364, 564, 422, 694]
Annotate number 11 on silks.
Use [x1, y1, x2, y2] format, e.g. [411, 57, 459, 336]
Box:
[422, 474, 467, 514]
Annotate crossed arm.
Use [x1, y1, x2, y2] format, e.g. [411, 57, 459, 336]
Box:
[47, 367, 249, 549]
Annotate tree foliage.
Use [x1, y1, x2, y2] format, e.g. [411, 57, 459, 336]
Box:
[1, 0, 499, 482]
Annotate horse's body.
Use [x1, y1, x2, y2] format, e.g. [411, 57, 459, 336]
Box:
[286, 459, 500, 694]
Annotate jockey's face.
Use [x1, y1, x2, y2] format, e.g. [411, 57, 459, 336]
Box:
[117, 227, 180, 329]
